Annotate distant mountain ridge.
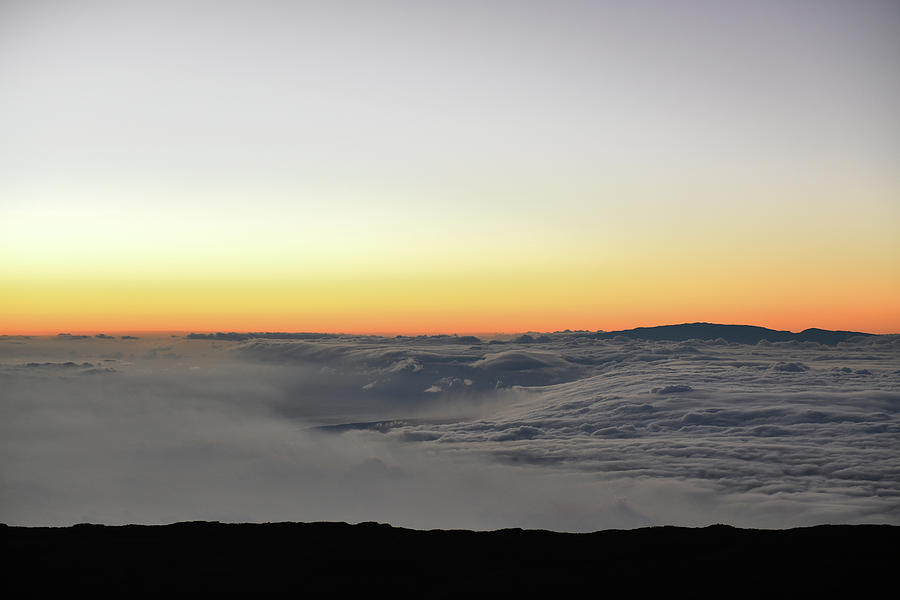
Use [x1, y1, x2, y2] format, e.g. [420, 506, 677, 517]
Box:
[184, 323, 876, 346]
[591, 322, 873, 345]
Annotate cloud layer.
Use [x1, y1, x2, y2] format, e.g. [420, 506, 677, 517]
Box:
[2, 332, 898, 530]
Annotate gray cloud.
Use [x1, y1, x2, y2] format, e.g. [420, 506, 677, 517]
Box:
[1, 333, 899, 530]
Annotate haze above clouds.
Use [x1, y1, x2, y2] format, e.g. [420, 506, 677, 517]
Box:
[2, 332, 898, 530]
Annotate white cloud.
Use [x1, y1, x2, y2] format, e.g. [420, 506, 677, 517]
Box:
[1, 333, 898, 530]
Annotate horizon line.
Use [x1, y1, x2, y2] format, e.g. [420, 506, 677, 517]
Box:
[3, 321, 895, 338]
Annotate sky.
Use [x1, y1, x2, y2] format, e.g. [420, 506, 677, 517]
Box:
[2, 0, 899, 334]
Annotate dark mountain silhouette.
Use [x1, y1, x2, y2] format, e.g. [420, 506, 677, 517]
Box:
[186, 332, 483, 343]
[183, 324, 876, 346]
[186, 331, 341, 341]
[2, 521, 896, 595]
[590, 322, 873, 345]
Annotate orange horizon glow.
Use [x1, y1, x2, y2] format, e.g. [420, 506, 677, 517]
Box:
[3, 267, 899, 336]
[4, 263, 898, 336]
[4, 312, 899, 337]
[5, 269, 899, 335]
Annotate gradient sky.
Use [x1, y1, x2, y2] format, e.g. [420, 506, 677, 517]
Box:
[2, 0, 899, 334]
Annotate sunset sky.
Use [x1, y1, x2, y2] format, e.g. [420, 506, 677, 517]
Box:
[2, 0, 898, 334]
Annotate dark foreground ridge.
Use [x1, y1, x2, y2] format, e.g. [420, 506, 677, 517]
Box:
[3, 521, 897, 594]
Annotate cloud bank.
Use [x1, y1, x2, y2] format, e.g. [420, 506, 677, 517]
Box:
[1, 332, 898, 530]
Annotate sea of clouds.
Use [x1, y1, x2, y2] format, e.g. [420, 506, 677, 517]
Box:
[2, 332, 898, 530]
